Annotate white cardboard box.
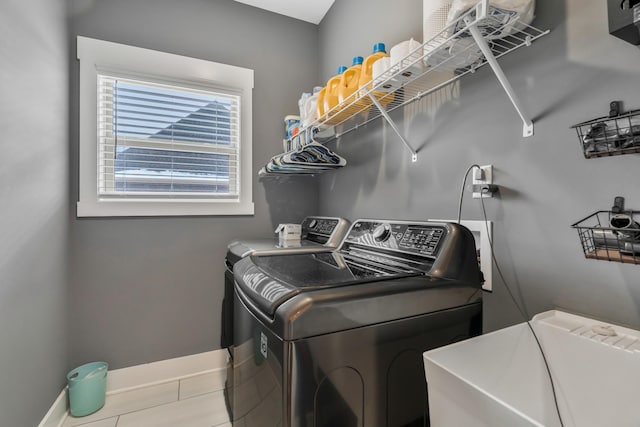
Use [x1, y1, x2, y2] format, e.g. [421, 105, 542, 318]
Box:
[275, 223, 301, 242]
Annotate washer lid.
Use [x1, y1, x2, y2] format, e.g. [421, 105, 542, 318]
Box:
[254, 251, 420, 287]
[226, 239, 326, 265]
[225, 216, 351, 266]
[234, 252, 422, 316]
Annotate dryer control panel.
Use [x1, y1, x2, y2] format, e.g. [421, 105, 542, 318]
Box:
[301, 216, 351, 245]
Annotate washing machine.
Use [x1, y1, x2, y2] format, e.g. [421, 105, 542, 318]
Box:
[232, 219, 483, 427]
[222, 216, 351, 418]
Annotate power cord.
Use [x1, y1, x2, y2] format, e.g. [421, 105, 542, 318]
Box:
[457, 164, 480, 224]
[457, 165, 566, 427]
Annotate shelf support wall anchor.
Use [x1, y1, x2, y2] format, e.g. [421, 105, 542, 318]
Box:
[466, 21, 535, 137]
[367, 92, 418, 162]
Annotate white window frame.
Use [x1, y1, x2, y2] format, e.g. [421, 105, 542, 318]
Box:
[77, 36, 254, 217]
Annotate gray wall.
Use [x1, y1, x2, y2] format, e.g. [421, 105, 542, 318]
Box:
[68, 0, 320, 369]
[0, 0, 69, 425]
[4, 2, 639, 423]
[318, 0, 640, 331]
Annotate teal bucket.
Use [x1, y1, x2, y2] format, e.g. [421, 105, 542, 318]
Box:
[66, 361, 108, 417]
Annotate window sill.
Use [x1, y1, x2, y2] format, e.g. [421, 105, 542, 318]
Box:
[76, 200, 255, 218]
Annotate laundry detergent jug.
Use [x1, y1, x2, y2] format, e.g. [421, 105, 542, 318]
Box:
[323, 65, 348, 118]
[359, 43, 388, 96]
[358, 43, 394, 107]
[338, 56, 363, 104]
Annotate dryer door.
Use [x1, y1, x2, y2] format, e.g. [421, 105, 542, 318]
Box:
[232, 287, 284, 427]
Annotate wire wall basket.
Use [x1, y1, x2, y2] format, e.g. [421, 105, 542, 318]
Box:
[571, 105, 640, 159]
[571, 210, 640, 265]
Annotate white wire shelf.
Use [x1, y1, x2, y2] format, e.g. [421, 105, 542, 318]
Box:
[301, 0, 548, 161]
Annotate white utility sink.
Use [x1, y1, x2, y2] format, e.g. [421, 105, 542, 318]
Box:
[424, 310, 640, 427]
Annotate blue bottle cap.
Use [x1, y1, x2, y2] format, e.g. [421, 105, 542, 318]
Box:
[337, 65, 348, 74]
[372, 42, 386, 53]
[352, 56, 364, 65]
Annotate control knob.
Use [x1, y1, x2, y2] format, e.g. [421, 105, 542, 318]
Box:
[308, 219, 318, 229]
[373, 223, 391, 242]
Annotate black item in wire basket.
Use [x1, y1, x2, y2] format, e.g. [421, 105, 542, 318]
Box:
[571, 210, 640, 265]
[571, 103, 640, 159]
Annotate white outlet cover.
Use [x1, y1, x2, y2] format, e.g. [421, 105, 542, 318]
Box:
[472, 165, 493, 199]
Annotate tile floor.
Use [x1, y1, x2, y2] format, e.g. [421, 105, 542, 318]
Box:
[62, 370, 231, 427]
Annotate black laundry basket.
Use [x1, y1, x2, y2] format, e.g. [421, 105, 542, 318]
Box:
[571, 210, 640, 264]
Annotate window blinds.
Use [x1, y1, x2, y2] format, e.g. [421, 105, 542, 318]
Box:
[97, 74, 240, 198]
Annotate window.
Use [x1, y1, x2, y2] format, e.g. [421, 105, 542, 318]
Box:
[77, 36, 254, 217]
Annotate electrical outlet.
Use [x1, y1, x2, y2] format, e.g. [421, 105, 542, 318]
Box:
[472, 165, 493, 199]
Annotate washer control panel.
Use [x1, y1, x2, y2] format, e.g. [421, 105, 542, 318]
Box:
[343, 220, 446, 258]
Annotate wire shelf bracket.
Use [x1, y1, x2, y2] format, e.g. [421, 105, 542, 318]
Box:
[465, 9, 534, 137]
[368, 93, 419, 162]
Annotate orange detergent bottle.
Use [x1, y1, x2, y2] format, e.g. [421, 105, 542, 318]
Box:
[323, 65, 347, 117]
[316, 86, 327, 122]
[316, 66, 346, 123]
[338, 56, 363, 104]
[316, 86, 328, 121]
[358, 42, 394, 106]
[335, 55, 372, 119]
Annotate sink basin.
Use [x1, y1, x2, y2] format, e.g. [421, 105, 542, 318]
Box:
[423, 310, 640, 427]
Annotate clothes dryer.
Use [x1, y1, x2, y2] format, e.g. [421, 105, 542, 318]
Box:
[222, 216, 350, 419]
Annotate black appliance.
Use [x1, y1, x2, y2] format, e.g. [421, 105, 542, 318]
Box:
[608, 0, 640, 45]
[222, 216, 350, 419]
[232, 219, 483, 427]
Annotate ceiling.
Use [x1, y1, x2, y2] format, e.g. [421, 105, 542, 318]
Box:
[233, 0, 336, 24]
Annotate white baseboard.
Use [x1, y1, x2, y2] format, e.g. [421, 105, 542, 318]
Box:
[37, 389, 68, 427]
[106, 349, 228, 394]
[38, 349, 228, 427]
